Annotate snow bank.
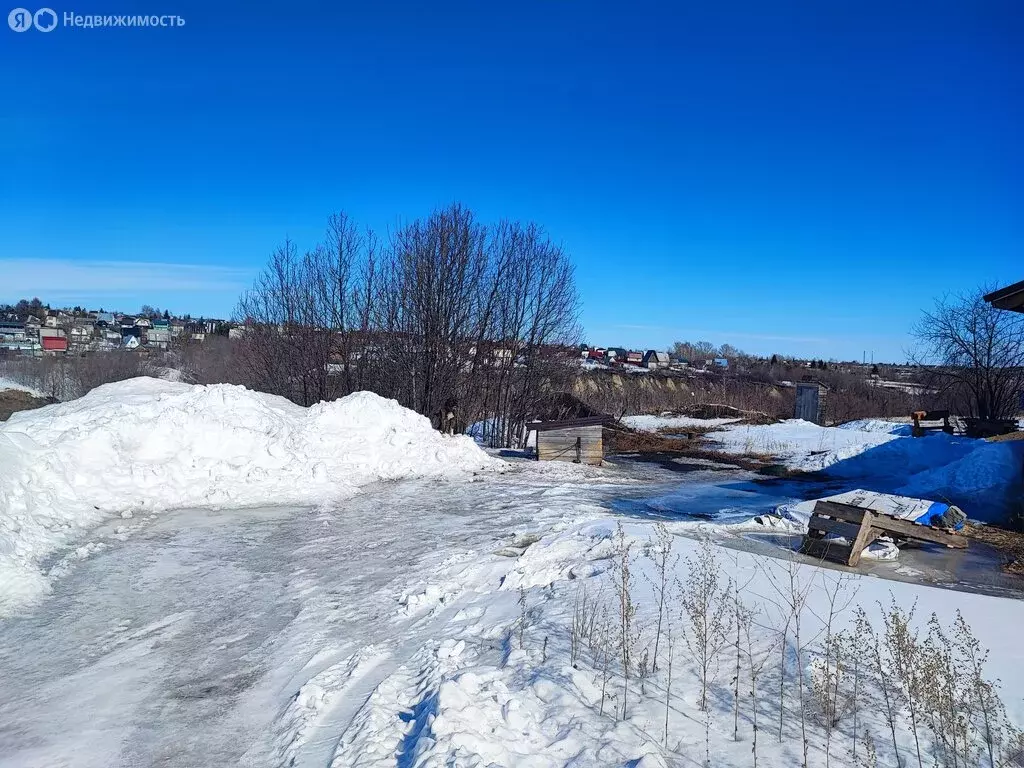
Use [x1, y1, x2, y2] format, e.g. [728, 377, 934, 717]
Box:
[836, 418, 913, 436]
[0, 378, 502, 615]
[895, 439, 1024, 516]
[484, 517, 1024, 765]
[620, 414, 742, 432]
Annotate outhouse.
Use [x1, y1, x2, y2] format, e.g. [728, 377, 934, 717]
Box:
[795, 381, 829, 425]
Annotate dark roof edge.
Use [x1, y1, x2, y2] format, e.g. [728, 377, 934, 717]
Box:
[984, 280, 1024, 303]
[529, 415, 614, 432]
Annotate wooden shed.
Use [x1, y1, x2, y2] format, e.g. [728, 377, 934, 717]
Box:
[531, 416, 610, 466]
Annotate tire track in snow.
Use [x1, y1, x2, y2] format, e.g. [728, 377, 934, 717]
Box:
[262, 647, 387, 767]
[267, 548, 511, 768]
[330, 635, 485, 768]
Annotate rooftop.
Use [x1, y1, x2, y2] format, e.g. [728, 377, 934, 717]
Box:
[984, 280, 1024, 313]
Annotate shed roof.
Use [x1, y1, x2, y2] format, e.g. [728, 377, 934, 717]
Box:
[984, 280, 1024, 313]
[797, 379, 830, 391]
[529, 416, 613, 432]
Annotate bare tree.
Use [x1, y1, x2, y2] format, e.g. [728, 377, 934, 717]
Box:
[912, 288, 1024, 420]
[235, 205, 581, 442]
[235, 238, 323, 403]
[378, 203, 491, 419]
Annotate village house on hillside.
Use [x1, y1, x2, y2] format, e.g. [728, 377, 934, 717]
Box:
[147, 319, 171, 349]
[642, 350, 669, 369]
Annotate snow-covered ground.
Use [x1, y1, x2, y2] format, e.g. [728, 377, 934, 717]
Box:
[3, 382, 1024, 767]
[702, 417, 1024, 522]
[3, 466, 1023, 768]
[705, 418, 911, 471]
[622, 413, 743, 432]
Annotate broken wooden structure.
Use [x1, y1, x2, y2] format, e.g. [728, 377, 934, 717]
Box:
[800, 500, 967, 568]
[911, 409, 954, 437]
[531, 416, 611, 466]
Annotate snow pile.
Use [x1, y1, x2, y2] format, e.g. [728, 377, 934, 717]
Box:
[836, 418, 913, 436]
[706, 418, 906, 471]
[0, 377, 502, 614]
[621, 413, 742, 432]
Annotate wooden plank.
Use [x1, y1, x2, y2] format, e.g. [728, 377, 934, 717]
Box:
[866, 515, 967, 548]
[536, 438, 598, 450]
[537, 432, 603, 466]
[538, 439, 602, 448]
[539, 438, 602, 447]
[537, 431, 602, 441]
[540, 432, 602, 441]
[800, 538, 853, 563]
[807, 515, 864, 540]
[538, 444, 596, 457]
[848, 511, 880, 567]
[813, 501, 867, 524]
[804, 510, 881, 567]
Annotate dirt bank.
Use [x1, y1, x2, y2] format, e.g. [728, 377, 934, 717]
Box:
[0, 389, 57, 422]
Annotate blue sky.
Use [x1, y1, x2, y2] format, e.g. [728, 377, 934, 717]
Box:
[2, 0, 1021, 362]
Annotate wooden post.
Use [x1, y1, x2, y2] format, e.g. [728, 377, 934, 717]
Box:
[847, 509, 877, 567]
[912, 410, 924, 437]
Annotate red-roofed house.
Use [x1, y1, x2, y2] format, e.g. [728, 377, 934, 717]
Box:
[40, 335, 67, 354]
